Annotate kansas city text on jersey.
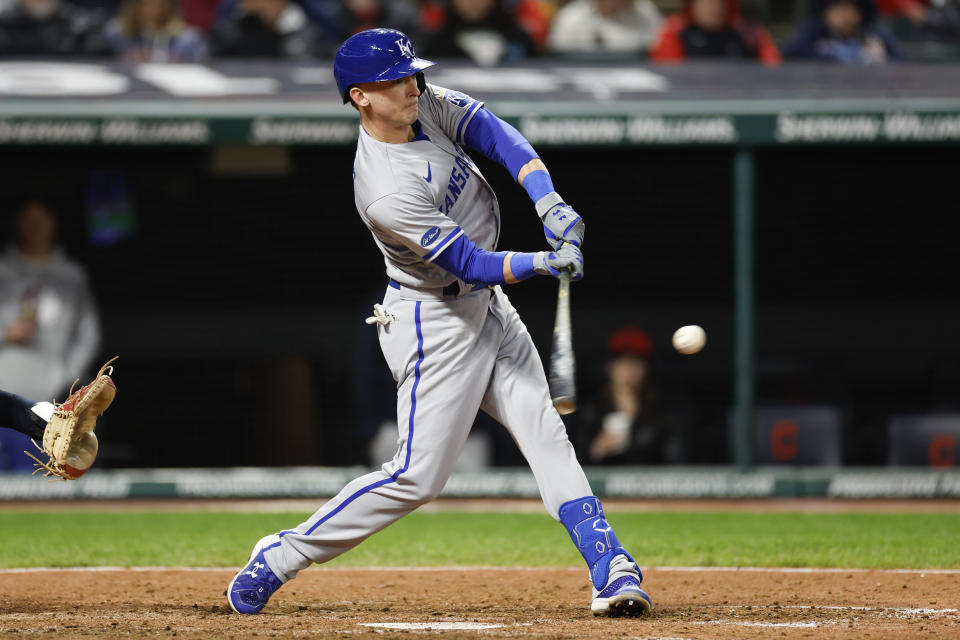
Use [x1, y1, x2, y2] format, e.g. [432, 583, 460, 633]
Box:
[440, 153, 472, 214]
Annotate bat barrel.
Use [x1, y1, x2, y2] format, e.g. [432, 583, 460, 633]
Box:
[548, 271, 577, 414]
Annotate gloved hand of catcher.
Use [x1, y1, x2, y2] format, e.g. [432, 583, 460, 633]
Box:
[24, 356, 118, 481]
[536, 192, 584, 250]
[533, 243, 584, 281]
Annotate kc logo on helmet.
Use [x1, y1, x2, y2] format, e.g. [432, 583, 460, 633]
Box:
[397, 38, 415, 58]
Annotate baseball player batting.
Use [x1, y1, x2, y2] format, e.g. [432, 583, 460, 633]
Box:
[228, 28, 651, 618]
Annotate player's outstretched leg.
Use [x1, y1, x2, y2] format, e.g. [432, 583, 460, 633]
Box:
[559, 496, 652, 617]
[227, 534, 285, 614]
[0, 389, 50, 441]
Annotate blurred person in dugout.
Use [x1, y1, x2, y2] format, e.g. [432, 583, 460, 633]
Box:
[572, 327, 684, 465]
[104, 0, 208, 62]
[419, 0, 541, 66]
[547, 0, 663, 57]
[782, 0, 906, 62]
[649, 0, 781, 65]
[208, 0, 320, 58]
[0, 199, 101, 472]
[0, 0, 111, 56]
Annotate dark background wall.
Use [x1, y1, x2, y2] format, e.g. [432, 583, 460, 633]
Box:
[1, 144, 957, 468]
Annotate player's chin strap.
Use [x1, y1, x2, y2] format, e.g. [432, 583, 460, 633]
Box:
[559, 496, 641, 590]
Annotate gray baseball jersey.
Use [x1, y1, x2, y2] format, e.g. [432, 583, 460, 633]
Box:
[354, 84, 499, 289]
[261, 83, 593, 583]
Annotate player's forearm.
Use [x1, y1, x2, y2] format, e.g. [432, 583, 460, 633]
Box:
[516, 159, 563, 211]
[516, 159, 547, 185]
[432, 235, 582, 285]
[431, 235, 540, 286]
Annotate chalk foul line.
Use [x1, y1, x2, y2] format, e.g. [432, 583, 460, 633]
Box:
[2, 565, 960, 574]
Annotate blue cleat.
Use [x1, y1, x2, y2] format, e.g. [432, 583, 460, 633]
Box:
[227, 536, 284, 614]
[590, 554, 652, 617]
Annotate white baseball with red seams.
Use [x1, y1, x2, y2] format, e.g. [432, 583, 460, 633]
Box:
[672, 325, 707, 354]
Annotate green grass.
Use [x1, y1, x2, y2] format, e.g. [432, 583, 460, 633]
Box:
[1, 510, 958, 569]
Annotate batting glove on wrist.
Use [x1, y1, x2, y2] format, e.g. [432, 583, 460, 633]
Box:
[536, 191, 585, 250]
[533, 243, 584, 281]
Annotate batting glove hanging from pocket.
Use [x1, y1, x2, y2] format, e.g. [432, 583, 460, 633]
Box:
[365, 303, 396, 327]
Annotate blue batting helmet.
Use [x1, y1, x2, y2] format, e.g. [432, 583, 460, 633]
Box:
[334, 28, 436, 104]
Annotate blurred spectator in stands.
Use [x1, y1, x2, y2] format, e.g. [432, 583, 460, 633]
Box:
[420, 0, 540, 66]
[208, 0, 319, 58]
[883, 0, 960, 52]
[782, 0, 905, 63]
[650, 0, 781, 66]
[303, 0, 421, 56]
[547, 0, 662, 57]
[571, 327, 683, 465]
[918, 0, 960, 38]
[875, 0, 928, 18]
[0, 199, 101, 414]
[104, 0, 207, 61]
[0, 0, 111, 56]
[514, 0, 552, 51]
[180, 0, 217, 31]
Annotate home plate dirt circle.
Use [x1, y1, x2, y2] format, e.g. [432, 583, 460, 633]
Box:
[2, 566, 959, 639]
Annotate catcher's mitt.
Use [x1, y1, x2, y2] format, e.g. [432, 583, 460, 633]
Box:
[25, 356, 118, 481]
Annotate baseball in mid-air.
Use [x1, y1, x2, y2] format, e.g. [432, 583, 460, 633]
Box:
[672, 325, 706, 354]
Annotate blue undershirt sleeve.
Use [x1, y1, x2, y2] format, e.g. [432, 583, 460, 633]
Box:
[462, 107, 537, 182]
[462, 107, 558, 203]
[432, 234, 538, 286]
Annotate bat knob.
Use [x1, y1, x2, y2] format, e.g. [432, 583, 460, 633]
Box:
[553, 397, 577, 416]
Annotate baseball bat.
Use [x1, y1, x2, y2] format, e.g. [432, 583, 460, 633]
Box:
[548, 271, 577, 415]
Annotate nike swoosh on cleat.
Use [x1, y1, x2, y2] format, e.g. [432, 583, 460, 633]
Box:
[423, 162, 432, 182]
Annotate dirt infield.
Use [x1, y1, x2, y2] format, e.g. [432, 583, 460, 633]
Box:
[2, 566, 957, 639]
